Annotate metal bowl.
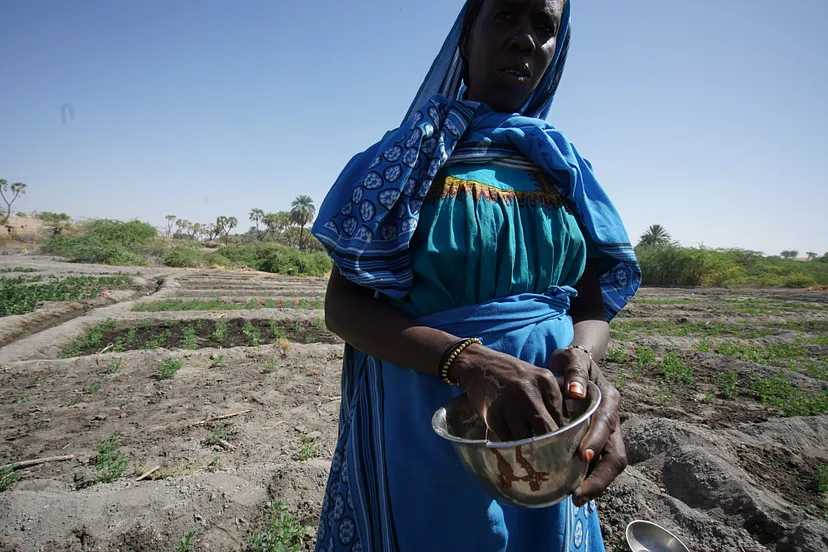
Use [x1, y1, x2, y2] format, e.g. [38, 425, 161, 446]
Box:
[431, 381, 601, 508]
[626, 520, 691, 552]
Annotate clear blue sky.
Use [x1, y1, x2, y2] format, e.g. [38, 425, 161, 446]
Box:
[1, 0, 826, 255]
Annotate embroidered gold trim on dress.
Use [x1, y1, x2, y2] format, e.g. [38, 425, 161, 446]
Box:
[427, 175, 570, 211]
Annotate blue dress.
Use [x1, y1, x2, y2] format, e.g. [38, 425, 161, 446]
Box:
[315, 156, 607, 552]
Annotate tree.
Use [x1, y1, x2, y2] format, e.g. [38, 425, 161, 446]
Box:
[249, 209, 265, 241]
[780, 250, 799, 259]
[638, 224, 672, 248]
[204, 223, 219, 241]
[224, 217, 238, 244]
[175, 219, 190, 238]
[0, 180, 27, 223]
[191, 222, 204, 241]
[806, 252, 818, 261]
[261, 211, 291, 243]
[290, 195, 316, 250]
[214, 216, 238, 244]
[165, 215, 177, 238]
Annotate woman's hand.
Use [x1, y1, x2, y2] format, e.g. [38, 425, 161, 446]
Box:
[549, 347, 628, 507]
[450, 345, 568, 442]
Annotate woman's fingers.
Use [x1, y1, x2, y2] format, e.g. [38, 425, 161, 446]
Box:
[572, 430, 628, 507]
[484, 382, 559, 441]
[549, 348, 591, 400]
[484, 410, 514, 442]
[502, 408, 533, 442]
[538, 373, 567, 428]
[527, 396, 559, 436]
[578, 380, 620, 462]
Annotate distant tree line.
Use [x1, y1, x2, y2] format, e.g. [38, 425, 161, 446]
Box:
[164, 195, 320, 251]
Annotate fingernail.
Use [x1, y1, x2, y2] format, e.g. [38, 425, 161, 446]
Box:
[584, 449, 595, 463]
[569, 382, 585, 398]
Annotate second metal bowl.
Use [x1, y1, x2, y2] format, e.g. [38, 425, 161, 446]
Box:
[626, 520, 691, 552]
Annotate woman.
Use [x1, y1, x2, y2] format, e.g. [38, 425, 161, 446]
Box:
[311, 0, 640, 550]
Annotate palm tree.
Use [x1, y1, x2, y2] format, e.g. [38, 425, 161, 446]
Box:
[290, 195, 316, 250]
[638, 224, 672, 247]
[249, 209, 265, 241]
[806, 252, 817, 261]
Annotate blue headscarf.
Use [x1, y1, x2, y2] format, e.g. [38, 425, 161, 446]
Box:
[312, 0, 640, 321]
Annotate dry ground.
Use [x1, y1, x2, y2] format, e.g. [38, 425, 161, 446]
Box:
[0, 257, 826, 552]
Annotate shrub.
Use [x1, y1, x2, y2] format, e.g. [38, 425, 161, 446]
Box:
[635, 244, 708, 287]
[84, 219, 156, 247]
[40, 219, 156, 266]
[636, 245, 828, 289]
[162, 245, 232, 269]
[219, 243, 331, 276]
[43, 235, 146, 265]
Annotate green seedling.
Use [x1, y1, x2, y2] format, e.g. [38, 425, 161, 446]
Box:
[208, 422, 228, 446]
[605, 348, 629, 364]
[298, 434, 318, 460]
[270, 320, 287, 340]
[715, 372, 740, 398]
[107, 357, 123, 374]
[95, 433, 128, 483]
[817, 465, 828, 495]
[661, 354, 694, 387]
[175, 529, 197, 552]
[242, 320, 261, 347]
[180, 326, 198, 350]
[0, 467, 20, 492]
[249, 501, 304, 552]
[214, 318, 229, 342]
[156, 358, 183, 380]
[208, 456, 223, 472]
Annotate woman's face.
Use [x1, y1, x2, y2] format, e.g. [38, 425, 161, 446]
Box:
[463, 0, 565, 113]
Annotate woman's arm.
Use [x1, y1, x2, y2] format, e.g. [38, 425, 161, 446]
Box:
[324, 266, 569, 440]
[324, 266, 460, 376]
[549, 260, 628, 507]
[570, 261, 610, 360]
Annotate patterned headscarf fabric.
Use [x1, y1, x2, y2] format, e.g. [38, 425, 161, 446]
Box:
[311, 0, 640, 321]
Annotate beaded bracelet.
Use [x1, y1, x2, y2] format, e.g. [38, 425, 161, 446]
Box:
[440, 338, 483, 386]
[567, 344, 593, 362]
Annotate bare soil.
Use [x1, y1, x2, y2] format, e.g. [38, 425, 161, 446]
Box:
[1, 257, 827, 552]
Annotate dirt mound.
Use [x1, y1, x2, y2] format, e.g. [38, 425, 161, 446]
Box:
[602, 415, 828, 551]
